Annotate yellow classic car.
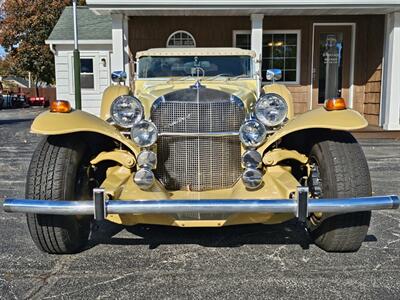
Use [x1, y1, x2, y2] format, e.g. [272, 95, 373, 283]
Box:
[3, 48, 399, 254]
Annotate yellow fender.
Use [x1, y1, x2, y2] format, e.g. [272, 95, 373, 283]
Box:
[31, 110, 140, 155]
[258, 107, 368, 153]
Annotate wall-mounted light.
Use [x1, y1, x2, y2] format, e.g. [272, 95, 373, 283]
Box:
[101, 58, 107, 67]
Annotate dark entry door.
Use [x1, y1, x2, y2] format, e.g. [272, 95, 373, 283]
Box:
[312, 25, 352, 109]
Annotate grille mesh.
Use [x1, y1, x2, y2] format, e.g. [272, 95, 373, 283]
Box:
[151, 88, 245, 191]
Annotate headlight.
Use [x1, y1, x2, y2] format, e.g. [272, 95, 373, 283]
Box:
[110, 95, 143, 128]
[239, 119, 267, 147]
[255, 93, 288, 127]
[131, 120, 158, 148]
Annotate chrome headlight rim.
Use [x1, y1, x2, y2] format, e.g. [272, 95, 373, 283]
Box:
[239, 119, 267, 148]
[255, 93, 288, 128]
[130, 119, 158, 148]
[110, 95, 144, 129]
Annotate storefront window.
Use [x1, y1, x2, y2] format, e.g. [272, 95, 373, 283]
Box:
[234, 31, 300, 83]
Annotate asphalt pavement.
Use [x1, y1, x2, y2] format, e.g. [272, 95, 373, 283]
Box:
[0, 107, 399, 299]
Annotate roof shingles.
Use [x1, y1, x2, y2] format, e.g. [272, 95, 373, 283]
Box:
[47, 6, 111, 41]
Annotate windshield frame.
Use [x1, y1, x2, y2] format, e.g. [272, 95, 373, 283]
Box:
[135, 55, 256, 80]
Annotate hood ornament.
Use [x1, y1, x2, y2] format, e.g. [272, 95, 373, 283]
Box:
[191, 80, 205, 90]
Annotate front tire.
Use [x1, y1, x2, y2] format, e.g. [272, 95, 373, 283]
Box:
[26, 135, 92, 254]
[307, 131, 372, 252]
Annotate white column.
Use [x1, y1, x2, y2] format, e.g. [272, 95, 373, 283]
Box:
[251, 14, 264, 82]
[111, 14, 127, 82]
[381, 12, 400, 130]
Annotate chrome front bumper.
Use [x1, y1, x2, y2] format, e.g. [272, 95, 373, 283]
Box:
[2, 188, 399, 222]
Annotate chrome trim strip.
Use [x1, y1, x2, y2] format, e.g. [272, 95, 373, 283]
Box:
[3, 195, 399, 215]
[158, 131, 239, 137]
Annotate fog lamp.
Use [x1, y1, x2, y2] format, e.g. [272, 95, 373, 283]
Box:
[242, 150, 262, 168]
[131, 120, 158, 148]
[239, 119, 267, 148]
[242, 168, 263, 189]
[137, 150, 157, 169]
[134, 168, 155, 190]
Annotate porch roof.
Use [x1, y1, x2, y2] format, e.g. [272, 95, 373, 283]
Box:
[87, 0, 400, 15]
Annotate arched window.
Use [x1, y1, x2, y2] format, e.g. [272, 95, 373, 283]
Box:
[166, 31, 196, 48]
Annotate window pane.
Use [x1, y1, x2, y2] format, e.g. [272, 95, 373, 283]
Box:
[284, 46, 297, 58]
[284, 71, 296, 82]
[285, 58, 297, 70]
[263, 59, 273, 70]
[236, 34, 251, 49]
[81, 59, 93, 73]
[81, 74, 94, 89]
[273, 46, 284, 58]
[285, 34, 297, 45]
[274, 34, 284, 44]
[263, 34, 273, 46]
[273, 58, 284, 69]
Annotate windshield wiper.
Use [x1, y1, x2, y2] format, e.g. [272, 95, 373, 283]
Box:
[206, 74, 232, 81]
[167, 75, 194, 83]
[228, 74, 251, 81]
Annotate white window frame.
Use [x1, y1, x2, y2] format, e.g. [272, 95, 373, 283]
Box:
[68, 53, 100, 94]
[80, 58, 95, 90]
[233, 29, 301, 84]
[166, 30, 196, 48]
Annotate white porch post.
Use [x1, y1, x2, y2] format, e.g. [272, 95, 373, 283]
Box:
[251, 14, 264, 85]
[111, 14, 130, 83]
[381, 12, 400, 130]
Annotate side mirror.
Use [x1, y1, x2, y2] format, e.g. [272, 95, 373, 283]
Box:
[266, 69, 282, 82]
[111, 71, 127, 83]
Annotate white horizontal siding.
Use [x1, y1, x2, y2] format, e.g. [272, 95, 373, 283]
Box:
[53, 48, 111, 116]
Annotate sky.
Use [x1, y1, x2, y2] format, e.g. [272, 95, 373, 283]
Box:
[0, 46, 5, 58]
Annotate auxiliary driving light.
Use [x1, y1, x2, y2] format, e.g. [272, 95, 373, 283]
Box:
[239, 119, 267, 148]
[137, 150, 157, 169]
[242, 150, 262, 168]
[131, 120, 158, 148]
[134, 168, 155, 190]
[242, 168, 263, 189]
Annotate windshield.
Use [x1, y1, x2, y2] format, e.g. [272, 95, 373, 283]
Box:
[137, 56, 252, 79]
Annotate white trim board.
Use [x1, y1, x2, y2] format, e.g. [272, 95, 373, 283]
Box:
[45, 39, 113, 45]
[309, 23, 356, 110]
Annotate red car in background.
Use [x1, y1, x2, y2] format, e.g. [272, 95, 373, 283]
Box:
[28, 96, 49, 107]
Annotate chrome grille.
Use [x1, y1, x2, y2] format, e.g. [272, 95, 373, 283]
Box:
[151, 88, 245, 191]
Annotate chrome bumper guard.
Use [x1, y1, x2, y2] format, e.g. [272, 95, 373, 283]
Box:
[2, 188, 399, 222]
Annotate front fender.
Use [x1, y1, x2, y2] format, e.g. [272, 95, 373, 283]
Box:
[31, 110, 140, 155]
[258, 107, 368, 153]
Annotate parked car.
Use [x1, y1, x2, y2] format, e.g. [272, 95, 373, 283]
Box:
[1, 91, 29, 108]
[3, 47, 399, 254]
[0, 94, 3, 110]
[28, 96, 49, 107]
[12, 92, 29, 108]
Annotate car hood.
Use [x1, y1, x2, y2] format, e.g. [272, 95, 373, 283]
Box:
[134, 79, 258, 118]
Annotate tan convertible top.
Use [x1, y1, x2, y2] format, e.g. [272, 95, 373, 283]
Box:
[136, 47, 256, 58]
